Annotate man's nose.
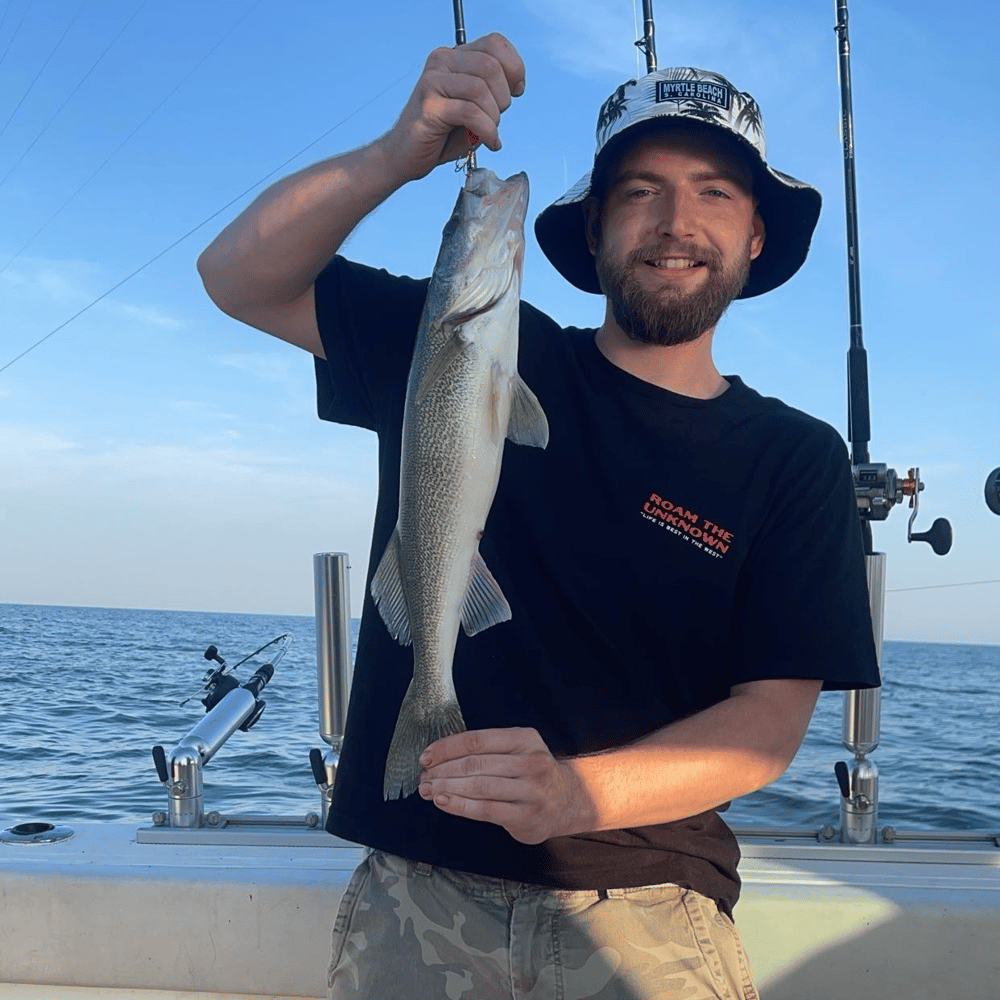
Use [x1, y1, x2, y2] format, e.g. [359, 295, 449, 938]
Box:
[655, 189, 697, 239]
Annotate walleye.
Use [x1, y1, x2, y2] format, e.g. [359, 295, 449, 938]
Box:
[371, 167, 549, 800]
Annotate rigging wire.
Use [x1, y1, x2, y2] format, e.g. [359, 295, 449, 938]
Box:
[0, 1, 14, 41]
[886, 580, 1000, 594]
[0, 67, 415, 375]
[0, 0, 87, 143]
[0, 0, 32, 74]
[0, 0, 258, 279]
[0, 0, 149, 190]
[632, 0, 641, 77]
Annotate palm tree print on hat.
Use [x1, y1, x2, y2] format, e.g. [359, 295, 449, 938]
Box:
[596, 80, 636, 144]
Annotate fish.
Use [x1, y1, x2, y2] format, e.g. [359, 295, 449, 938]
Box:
[370, 167, 549, 800]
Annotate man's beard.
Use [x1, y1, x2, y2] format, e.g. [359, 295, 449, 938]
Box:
[594, 238, 752, 347]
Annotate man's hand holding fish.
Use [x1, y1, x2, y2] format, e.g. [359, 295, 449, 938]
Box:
[385, 32, 525, 175]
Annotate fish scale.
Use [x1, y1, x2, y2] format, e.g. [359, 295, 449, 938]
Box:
[370, 167, 549, 800]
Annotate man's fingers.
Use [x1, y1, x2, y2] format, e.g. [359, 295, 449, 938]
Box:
[424, 787, 552, 846]
[421, 727, 542, 766]
[420, 772, 525, 804]
[459, 32, 526, 103]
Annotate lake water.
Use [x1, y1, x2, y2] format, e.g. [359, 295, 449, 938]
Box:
[2, 603, 997, 832]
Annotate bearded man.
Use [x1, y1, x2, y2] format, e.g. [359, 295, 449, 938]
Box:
[199, 33, 879, 1000]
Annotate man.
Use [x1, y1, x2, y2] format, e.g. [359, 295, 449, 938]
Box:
[199, 33, 879, 1000]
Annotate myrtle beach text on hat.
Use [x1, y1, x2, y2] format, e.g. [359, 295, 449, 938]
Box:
[656, 80, 731, 109]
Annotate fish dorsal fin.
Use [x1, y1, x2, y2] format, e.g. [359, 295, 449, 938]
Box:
[369, 527, 411, 646]
[506, 374, 549, 448]
[461, 550, 512, 637]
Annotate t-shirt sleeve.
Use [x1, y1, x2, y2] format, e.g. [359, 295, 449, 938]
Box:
[312, 256, 429, 431]
[726, 421, 880, 691]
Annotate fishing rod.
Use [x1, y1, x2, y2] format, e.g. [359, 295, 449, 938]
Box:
[635, 0, 657, 72]
[835, 0, 869, 471]
[833, 0, 952, 848]
[833, 0, 951, 558]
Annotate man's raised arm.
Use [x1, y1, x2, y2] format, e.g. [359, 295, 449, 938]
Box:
[196, 33, 525, 357]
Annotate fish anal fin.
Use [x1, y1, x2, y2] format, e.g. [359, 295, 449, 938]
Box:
[369, 528, 411, 646]
[506, 374, 549, 448]
[461, 550, 512, 637]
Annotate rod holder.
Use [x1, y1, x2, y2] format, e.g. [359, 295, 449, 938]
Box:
[156, 668, 273, 828]
[313, 552, 353, 822]
[838, 552, 885, 843]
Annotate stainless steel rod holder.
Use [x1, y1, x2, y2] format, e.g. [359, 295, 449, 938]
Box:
[313, 553, 353, 822]
[839, 552, 886, 843]
[843, 553, 885, 755]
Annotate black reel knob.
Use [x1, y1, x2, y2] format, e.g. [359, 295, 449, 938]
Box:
[909, 516, 953, 556]
[986, 468, 1000, 516]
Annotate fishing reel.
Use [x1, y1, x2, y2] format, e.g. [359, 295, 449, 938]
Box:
[853, 464, 952, 555]
[986, 468, 1000, 515]
[179, 634, 290, 729]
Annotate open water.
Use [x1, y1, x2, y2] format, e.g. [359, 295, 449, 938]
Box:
[2, 602, 998, 832]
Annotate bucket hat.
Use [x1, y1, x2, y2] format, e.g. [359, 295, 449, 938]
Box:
[534, 67, 822, 299]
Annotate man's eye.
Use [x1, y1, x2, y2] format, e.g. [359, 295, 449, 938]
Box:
[703, 188, 732, 199]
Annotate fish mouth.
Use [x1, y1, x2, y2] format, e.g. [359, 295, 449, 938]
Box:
[465, 168, 529, 233]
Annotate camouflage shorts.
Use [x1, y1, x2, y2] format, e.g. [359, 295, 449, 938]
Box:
[327, 849, 758, 1000]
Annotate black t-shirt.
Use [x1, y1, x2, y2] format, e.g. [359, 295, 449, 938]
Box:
[314, 256, 880, 916]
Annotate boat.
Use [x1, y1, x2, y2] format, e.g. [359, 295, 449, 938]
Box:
[3, 549, 998, 1000]
[2, 2, 998, 998]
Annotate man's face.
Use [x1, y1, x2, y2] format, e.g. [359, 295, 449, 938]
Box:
[585, 127, 766, 347]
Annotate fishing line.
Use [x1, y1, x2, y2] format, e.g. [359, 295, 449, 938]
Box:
[0, 0, 31, 73]
[886, 580, 1000, 593]
[0, 1, 14, 43]
[632, 0, 640, 77]
[0, 0, 149, 190]
[0, 0, 88, 144]
[0, 0, 258, 278]
[0, 67, 415, 375]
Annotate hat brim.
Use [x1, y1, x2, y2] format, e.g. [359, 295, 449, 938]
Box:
[534, 148, 821, 300]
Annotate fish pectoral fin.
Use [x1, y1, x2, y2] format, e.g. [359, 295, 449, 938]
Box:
[442, 263, 512, 328]
[369, 527, 412, 646]
[506, 374, 550, 448]
[461, 550, 512, 637]
[414, 329, 470, 406]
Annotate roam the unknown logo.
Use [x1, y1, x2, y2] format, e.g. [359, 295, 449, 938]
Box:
[640, 492, 734, 559]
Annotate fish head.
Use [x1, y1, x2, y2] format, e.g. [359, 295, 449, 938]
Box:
[443, 168, 529, 303]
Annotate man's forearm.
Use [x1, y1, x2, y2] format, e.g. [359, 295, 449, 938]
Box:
[562, 678, 823, 834]
[419, 678, 822, 844]
[197, 35, 525, 354]
[197, 139, 403, 328]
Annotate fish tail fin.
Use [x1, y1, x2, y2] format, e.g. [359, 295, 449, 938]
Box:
[383, 683, 466, 800]
[370, 527, 411, 645]
[506, 374, 549, 448]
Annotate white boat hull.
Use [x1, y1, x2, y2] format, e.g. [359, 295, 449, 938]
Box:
[2, 822, 998, 999]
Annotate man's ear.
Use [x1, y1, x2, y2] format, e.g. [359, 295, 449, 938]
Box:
[750, 211, 765, 261]
[583, 197, 600, 257]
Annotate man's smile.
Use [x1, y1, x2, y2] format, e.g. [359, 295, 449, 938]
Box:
[645, 257, 706, 271]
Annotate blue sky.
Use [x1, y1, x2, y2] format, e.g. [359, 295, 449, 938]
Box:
[1, 0, 997, 644]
